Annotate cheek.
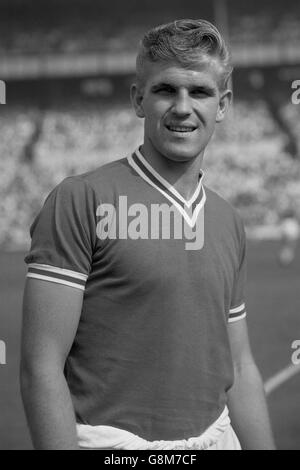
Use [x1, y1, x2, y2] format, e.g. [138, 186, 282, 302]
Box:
[204, 103, 219, 124]
[144, 109, 166, 132]
[144, 98, 169, 118]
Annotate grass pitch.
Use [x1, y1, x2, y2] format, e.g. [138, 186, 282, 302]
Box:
[0, 241, 299, 449]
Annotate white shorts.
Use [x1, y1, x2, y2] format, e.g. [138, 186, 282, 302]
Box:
[77, 406, 241, 450]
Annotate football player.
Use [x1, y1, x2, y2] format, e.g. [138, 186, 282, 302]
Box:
[21, 19, 275, 450]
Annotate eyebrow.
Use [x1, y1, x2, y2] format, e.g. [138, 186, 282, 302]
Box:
[150, 82, 217, 95]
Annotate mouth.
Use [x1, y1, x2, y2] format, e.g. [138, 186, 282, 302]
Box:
[165, 124, 198, 135]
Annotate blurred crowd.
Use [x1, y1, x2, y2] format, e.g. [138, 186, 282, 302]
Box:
[229, 6, 300, 47]
[1, 100, 299, 249]
[1, 0, 300, 249]
[0, 2, 300, 55]
[0, 18, 141, 55]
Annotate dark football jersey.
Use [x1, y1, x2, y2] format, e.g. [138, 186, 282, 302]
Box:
[25, 149, 247, 441]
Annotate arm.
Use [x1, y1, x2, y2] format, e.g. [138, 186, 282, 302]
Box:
[227, 318, 276, 450]
[20, 278, 83, 450]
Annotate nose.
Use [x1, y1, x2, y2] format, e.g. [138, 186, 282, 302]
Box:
[171, 90, 192, 116]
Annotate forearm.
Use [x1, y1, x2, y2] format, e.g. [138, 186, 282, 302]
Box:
[227, 362, 276, 450]
[20, 365, 79, 450]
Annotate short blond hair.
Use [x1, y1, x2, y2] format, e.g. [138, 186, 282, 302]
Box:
[136, 19, 233, 91]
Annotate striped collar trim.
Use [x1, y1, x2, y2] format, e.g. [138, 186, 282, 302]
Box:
[127, 149, 206, 228]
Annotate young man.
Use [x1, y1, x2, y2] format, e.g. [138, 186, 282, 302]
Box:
[21, 19, 275, 450]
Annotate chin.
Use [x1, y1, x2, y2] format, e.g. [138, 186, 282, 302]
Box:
[162, 145, 200, 163]
[165, 153, 196, 163]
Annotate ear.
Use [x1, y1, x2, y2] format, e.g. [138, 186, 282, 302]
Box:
[130, 83, 145, 118]
[216, 89, 232, 123]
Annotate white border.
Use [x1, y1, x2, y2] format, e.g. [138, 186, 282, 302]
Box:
[228, 312, 247, 323]
[135, 148, 204, 208]
[229, 303, 246, 314]
[128, 154, 206, 227]
[28, 263, 88, 281]
[27, 273, 85, 290]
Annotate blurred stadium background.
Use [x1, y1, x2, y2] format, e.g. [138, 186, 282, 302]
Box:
[0, 0, 299, 450]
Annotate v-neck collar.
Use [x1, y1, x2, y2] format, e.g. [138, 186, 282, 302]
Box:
[127, 148, 206, 228]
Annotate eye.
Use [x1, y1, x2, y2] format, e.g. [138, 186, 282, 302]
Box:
[190, 89, 209, 97]
[153, 85, 175, 95]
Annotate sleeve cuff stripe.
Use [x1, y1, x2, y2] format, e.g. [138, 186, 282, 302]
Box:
[229, 308, 246, 319]
[27, 273, 85, 291]
[228, 312, 247, 323]
[229, 303, 246, 314]
[28, 268, 86, 286]
[27, 263, 88, 281]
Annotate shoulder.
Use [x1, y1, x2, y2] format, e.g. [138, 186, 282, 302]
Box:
[73, 157, 130, 189]
[204, 185, 245, 241]
[205, 186, 243, 223]
[50, 157, 130, 201]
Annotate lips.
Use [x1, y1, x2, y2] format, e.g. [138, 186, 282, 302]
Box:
[165, 124, 197, 133]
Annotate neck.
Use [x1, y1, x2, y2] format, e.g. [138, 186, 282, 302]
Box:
[139, 143, 204, 201]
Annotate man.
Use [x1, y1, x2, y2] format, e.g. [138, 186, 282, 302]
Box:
[21, 19, 275, 450]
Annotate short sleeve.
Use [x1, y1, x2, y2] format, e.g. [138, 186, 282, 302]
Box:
[228, 217, 247, 323]
[24, 176, 97, 291]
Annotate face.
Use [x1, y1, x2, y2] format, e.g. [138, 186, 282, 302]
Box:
[131, 58, 232, 164]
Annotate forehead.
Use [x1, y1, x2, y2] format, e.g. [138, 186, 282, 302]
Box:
[142, 58, 222, 90]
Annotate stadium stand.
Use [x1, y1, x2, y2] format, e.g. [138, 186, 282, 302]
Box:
[0, 0, 300, 248]
[0, 1, 300, 451]
[1, 99, 299, 248]
[0, 0, 299, 55]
